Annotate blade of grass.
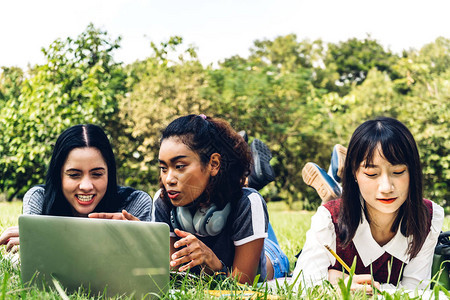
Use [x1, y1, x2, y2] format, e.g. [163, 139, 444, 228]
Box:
[1, 271, 9, 300]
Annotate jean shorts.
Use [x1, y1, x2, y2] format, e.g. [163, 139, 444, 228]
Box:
[264, 227, 290, 278]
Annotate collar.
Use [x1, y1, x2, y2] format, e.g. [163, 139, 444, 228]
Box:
[353, 211, 411, 267]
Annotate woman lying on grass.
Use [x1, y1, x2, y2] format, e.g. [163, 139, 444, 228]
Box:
[292, 117, 444, 292]
[154, 114, 289, 284]
[0, 124, 152, 253]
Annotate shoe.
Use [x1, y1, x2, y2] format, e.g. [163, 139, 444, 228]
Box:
[248, 138, 275, 191]
[328, 144, 347, 183]
[238, 130, 248, 143]
[302, 162, 341, 204]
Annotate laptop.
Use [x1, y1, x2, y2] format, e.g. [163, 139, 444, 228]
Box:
[19, 215, 170, 298]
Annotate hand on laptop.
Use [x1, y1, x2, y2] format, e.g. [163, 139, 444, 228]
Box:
[0, 226, 20, 253]
[170, 228, 223, 274]
[88, 210, 140, 221]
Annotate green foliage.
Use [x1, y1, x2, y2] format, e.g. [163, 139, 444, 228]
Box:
[0, 67, 24, 107]
[0, 27, 448, 207]
[325, 36, 399, 95]
[0, 24, 126, 200]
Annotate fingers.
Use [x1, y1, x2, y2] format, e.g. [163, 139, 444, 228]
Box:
[88, 211, 139, 221]
[122, 210, 140, 221]
[174, 228, 191, 240]
[372, 280, 381, 290]
[171, 231, 205, 270]
[89, 212, 115, 219]
[171, 248, 204, 271]
[0, 226, 19, 245]
[346, 274, 380, 293]
[88, 213, 124, 220]
[6, 237, 20, 252]
[352, 274, 373, 284]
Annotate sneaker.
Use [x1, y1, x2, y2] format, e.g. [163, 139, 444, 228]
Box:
[248, 138, 275, 191]
[327, 144, 347, 183]
[302, 162, 341, 204]
[238, 130, 248, 143]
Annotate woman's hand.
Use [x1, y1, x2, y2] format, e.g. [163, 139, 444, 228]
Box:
[88, 210, 140, 221]
[345, 274, 381, 293]
[171, 228, 222, 273]
[0, 226, 20, 253]
[329, 269, 380, 293]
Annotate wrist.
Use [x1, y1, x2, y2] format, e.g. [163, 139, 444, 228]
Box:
[214, 260, 228, 276]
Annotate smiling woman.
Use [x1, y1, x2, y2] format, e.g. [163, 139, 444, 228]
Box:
[61, 147, 108, 217]
[0, 124, 152, 253]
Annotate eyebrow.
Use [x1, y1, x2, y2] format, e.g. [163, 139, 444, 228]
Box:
[158, 155, 188, 164]
[363, 163, 377, 168]
[64, 167, 106, 172]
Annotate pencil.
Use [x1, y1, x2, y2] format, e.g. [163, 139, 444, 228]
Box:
[324, 244, 351, 273]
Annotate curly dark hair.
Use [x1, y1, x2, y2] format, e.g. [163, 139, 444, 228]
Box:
[159, 114, 252, 209]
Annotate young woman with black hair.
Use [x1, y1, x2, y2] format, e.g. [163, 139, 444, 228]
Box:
[292, 117, 444, 292]
[0, 124, 152, 252]
[153, 114, 289, 284]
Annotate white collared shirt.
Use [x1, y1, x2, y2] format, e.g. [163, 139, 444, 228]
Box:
[291, 201, 444, 290]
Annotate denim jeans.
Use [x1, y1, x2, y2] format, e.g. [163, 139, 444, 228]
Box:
[264, 223, 290, 278]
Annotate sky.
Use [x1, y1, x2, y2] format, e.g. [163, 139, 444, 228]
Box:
[1, 0, 449, 69]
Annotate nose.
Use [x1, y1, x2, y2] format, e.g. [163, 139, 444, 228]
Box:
[379, 174, 394, 194]
[79, 176, 94, 191]
[165, 169, 178, 186]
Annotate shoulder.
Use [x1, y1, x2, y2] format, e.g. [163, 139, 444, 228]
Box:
[311, 205, 335, 232]
[24, 185, 45, 200]
[23, 185, 46, 215]
[118, 186, 153, 221]
[425, 199, 444, 234]
[231, 188, 268, 246]
[322, 198, 342, 222]
[234, 187, 267, 214]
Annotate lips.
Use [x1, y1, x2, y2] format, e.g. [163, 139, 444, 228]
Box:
[166, 190, 180, 200]
[76, 194, 95, 205]
[377, 198, 396, 204]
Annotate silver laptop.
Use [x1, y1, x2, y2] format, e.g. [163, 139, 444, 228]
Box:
[19, 215, 170, 298]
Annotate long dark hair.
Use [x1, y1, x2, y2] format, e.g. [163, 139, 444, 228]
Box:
[338, 117, 428, 258]
[42, 124, 121, 216]
[159, 114, 252, 209]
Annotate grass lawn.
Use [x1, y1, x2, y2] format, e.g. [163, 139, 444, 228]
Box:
[1, 200, 449, 299]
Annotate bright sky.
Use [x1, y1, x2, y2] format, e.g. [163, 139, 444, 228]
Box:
[1, 0, 449, 69]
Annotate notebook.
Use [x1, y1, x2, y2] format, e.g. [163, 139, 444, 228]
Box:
[19, 215, 170, 298]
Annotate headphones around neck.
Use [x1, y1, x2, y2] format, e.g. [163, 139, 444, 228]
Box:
[170, 203, 231, 237]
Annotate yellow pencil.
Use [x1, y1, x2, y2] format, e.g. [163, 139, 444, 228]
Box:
[324, 244, 351, 273]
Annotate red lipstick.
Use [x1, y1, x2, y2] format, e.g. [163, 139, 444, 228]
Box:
[378, 198, 396, 204]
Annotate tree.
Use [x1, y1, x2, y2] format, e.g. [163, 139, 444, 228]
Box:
[325, 36, 399, 94]
[418, 37, 450, 75]
[0, 24, 126, 200]
[0, 66, 24, 108]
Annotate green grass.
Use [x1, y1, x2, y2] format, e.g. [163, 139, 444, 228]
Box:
[1, 201, 449, 299]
